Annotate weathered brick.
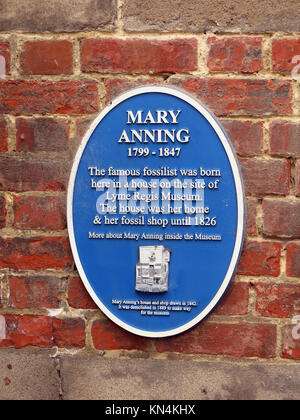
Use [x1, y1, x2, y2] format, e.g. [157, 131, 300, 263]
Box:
[270, 121, 300, 157]
[104, 78, 159, 103]
[0, 237, 73, 271]
[170, 78, 293, 117]
[272, 39, 300, 73]
[0, 315, 53, 348]
[254, 283, 300, 318]
[0, 117, 8, 152]
[246, 198, 258, 236]
[20, 41, 73, 75]
[104, 78, 293, 116]
[16, 118, 70, 152]
[82, 38, 198, 74]
[124, 0, 300, 33]
[0, 315, 85, 349]
[0, 41, 10, 75]
[0, 0, 117, 32]
[0, 195, 6, 228]
[8, 276, 64, 309]
[296, 160, 300, 197]
[52, 318, 85, 349]
[221, 120, 263, 157]
[207, 37, 263, 73]
[92, 319, 149, 351]
[68, 277, 98, 310]
[0, 155, 68, 192]
[237, 241, 281, 277]
[263, 199, 300, 239]
[240, 158, 290, 197]
[212, 282, 249, 316]
[13, 195, 66, 231]
[286, 243, 300, 278]
[0, 81, 98, 115]
[156, 322, 277, 358]
[281, 324, 300, 360]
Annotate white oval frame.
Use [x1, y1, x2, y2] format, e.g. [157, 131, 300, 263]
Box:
[67, 86, 245, 338]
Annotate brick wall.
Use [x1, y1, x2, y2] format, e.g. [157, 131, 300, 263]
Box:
[0, 0, 299, 367]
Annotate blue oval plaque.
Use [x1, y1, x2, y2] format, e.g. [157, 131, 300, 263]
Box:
[67, 86, 245, 337]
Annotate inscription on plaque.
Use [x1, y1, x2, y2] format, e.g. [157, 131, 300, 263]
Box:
[68, 86, 245, 337]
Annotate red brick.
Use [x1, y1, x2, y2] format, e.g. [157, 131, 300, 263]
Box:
[222, 120, 263, 157]
[281, 324, 300, 360]
[237, 241, 281, 277]
[272, 39, 300, 73]
[213, 282, 249, 316]
[52, 318, 85, 348]
[296, 160, 300, 197]
[240, 158, 290, 197]
[8, 276, 64, 309]
[156, 322, 276, 358]
[13, 195, 66, 230]
[0, 315, 53, 348]
[0, 80, 98, 115]
[169, 78, 293, 117]
[91, 319, 149, 351]
[0, 155, 68, 192]
[0, 117, 8, 152]
[104, 78, 293, 116]
[20, 40, 73, 75]
[270, 121, 300, 157]
[207, 37, 263, 73]
[0, 315, 85, 349]
[81, 38, 198, 74]
[0, 41, 10, 75]
[246, 198, 258, 236]
[286, 242, 300, 277]
[0, 237, 73, 271]
[68, 277, 98, 309]
[0, 195, 6, 228]
[254, 283, 300, 318]
[263, 199, 300, 239]
[16, 118, 70, 152]
[104, 78, 158, 103]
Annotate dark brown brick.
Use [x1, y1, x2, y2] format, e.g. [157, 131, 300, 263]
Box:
[240, 158, 290, 197]
[16, 118, 70, 152]
[263, 199, 300, 239]
[8, 276, 64, 309]
[0, 155, 69, 192]
[270, 121, 300, 157]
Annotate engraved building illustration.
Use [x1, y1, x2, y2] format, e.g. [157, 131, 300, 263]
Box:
[135, 246, 170, 293]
